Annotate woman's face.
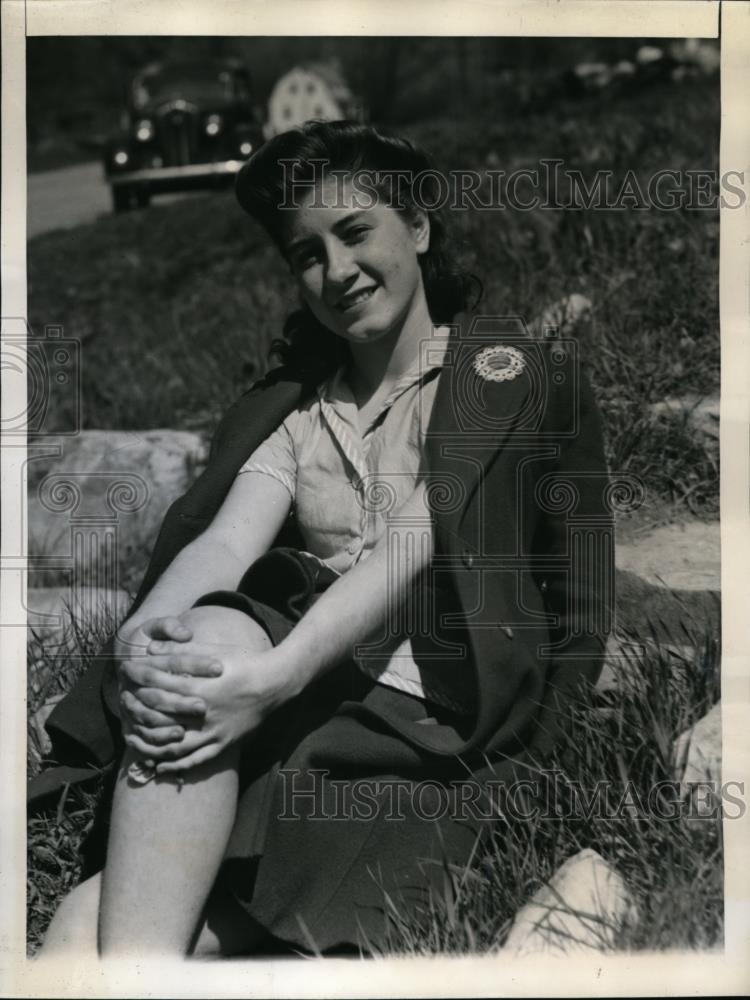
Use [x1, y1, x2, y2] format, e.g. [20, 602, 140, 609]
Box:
[281, 175, 430, 344]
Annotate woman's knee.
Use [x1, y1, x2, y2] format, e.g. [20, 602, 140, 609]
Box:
[177, 605, 272, 652]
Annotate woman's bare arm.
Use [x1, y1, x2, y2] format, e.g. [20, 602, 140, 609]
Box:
[274, 479, 434, 698]
[130, 479, 434, 719]
[114, 472, 292, 733]
[120, 480, 435, 770]
[117, 471, 293, 651]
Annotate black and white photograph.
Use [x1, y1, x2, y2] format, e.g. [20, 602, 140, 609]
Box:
[3, 0, 749, 995]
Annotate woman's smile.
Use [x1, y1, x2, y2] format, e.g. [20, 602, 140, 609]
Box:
[335, 285, 379, 312]
[283, 175, 431, 345]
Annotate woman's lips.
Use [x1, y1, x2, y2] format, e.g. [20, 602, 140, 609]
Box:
[336, 286, 378, 312]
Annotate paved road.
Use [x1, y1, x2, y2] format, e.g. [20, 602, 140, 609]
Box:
[28, 162, 112, 240]
[27, 161, 197, 240]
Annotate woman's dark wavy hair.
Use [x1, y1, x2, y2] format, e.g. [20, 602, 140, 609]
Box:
[235, 120, 482, 371]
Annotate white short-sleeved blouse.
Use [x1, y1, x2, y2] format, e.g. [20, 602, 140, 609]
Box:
[237, 331, 473, 713]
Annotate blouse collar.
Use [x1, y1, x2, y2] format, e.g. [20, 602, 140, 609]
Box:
[316, 325, 452, 416]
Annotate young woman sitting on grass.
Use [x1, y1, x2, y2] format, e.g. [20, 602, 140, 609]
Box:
[38, 120, 611, 958]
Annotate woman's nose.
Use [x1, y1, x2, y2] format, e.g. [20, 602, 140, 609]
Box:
[325, 244, 358, 284]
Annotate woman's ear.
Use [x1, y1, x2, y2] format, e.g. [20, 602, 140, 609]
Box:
[409, 208, 431, 255]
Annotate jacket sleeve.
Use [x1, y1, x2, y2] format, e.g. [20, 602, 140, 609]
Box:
[36, 368, 302, 788]
[525, 357, 614, 761]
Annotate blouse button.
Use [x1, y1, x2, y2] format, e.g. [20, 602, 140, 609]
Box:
[347, 539, 360, 555]
[461, 549, 475, 569]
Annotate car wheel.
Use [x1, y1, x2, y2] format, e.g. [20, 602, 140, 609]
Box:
[111, 185, 132, 213]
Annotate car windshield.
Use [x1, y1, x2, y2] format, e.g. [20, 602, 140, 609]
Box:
[132, 66, 247, 107]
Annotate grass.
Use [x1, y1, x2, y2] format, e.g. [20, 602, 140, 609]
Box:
[365, 630, 723, 955]
[27, 71, 722, 955]
[27, 605, 722, 956]
[28, 75, 719, 518]
[27, 602, 122, 956]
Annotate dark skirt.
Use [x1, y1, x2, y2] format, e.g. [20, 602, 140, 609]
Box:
[160, 549, 484, 954]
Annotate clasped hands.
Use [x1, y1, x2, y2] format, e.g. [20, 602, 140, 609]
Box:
[115, 612, 294, 776]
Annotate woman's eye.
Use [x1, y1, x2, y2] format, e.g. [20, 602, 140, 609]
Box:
[293, 249, 321, 271]
[343, 226, 369, 244]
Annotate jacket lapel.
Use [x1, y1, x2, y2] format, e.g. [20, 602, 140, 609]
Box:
[187, 315, 532, 535]
[136, 318, 532, 608]
[424, 311, 533, 541]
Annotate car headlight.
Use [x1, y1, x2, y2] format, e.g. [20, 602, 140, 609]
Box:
[135, 119, 154, 142]
[205, 113, 223, 137]
[239, 140, 253, 156]
[113, 150, 129, 166]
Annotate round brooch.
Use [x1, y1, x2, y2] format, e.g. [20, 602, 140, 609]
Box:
[472, 345, 526, 382]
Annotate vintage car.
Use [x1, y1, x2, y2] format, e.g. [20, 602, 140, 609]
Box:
[103, 58, 264, 211]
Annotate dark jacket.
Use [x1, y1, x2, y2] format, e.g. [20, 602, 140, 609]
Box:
[31, 313, 613, 803]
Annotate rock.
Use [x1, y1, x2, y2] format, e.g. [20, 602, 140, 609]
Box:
[613, 565, 720, 638]
[503, 849, 637, 955]
[596, 631, 699, 694]
[649, 394, 720, 449]
[596, 565, 720, 694]
[27, 429, 208, 590]
[615, 522, 720, 592]
[673, 701, 722, 789]
[673, 702, 723, 825]
[531, 294, 592, 339]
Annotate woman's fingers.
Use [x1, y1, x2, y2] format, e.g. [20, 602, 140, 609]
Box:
[156, 743, 220, 776]
[125, 728, 214, 762]
[134, 686, 207, 717]
[119, 658, 218, 694]
[120, 690, 176, 728]
[146, 639, 222, 662]
[142, 616, 193, 642]
[146, 651, 224, 678]
[131, 723, 186, 746]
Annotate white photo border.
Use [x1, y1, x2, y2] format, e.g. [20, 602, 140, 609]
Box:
[2, 0, 748, 996]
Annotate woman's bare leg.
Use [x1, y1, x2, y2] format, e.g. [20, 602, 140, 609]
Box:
[38, 869, 260, 960]
[37, 873, 101, 958]
[98, 744, 240, 956]
[97, 606, 272, 956]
